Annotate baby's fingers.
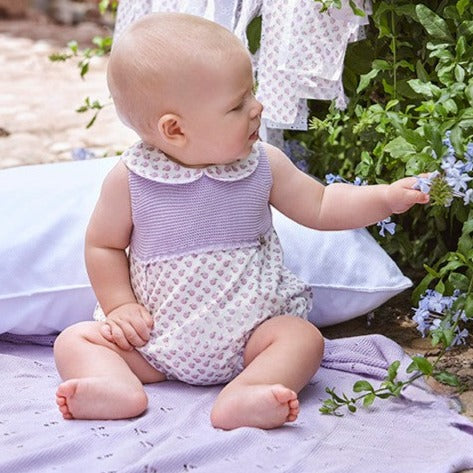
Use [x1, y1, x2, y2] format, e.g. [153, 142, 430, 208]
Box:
[100, 322, 114, 342]
[139, 307, 154, 330]
[132, 316, 152, 344]
[411, 189, 430, 204]
[109, 323, 134, 351]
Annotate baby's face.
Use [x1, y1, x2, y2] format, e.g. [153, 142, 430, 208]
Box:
[176, 50, 263, 167]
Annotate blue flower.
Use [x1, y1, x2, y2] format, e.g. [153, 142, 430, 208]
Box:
[325, 174, 366, 185]
[463, 189, 473, 205]
[325, 173, 345, 184]
[453, 328, 469, 346]
[465, 142, 473, 161]
[412, 289, 470, 346]
[353, 177, 367, 186]
[72, 147, 97, 161]
[412, 171, 440, 194]
[377, 217, 396, 237]
[444, 167, 472, 193]
[284, 140, 310, 172]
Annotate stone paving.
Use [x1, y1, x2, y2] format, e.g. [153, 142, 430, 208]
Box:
[0, 19, 137, 169]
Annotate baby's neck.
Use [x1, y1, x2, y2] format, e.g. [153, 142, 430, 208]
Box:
[142, 140, 210, 169]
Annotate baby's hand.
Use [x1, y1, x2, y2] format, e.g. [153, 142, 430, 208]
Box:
[101, 303, 153, 351]
[386, 176, 430, 214]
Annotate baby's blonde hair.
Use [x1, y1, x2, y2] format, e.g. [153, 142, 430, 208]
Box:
[107, 12, 247, 134]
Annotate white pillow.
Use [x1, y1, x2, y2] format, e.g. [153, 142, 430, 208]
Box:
[272, 209, 412, 326]
[1, 157, 118, 335]
[0, 156, 411, 334]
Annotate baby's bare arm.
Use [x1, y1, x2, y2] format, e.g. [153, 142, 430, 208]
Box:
[265, 143, 428, 230]
[85, 161, 152, 348]
[85, 161, 135, 311]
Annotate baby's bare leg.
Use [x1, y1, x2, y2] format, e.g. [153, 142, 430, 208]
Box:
[54, 321, 165, 420]
[210, 316, 324, 430]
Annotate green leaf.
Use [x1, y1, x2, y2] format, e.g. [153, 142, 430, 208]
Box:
[67, 40, 78, 54]
[424, 264, 441, 279]
[372, 59, 391, 71]
[384, 136, 417, 159]
[435, 279, 445, 294]
[413, 273, 434, 302]
[415, 5, 453, 42]
[349, 0, 365, 17]
[456, 36, 466, 59]
[357, 68, 381, 93]
[387, 361, 401, 381]
[246, 16, 261, 54]
[415, 60, 430, 82]
[459, 21, 473, 37]
[448, 272, 470, 292]
[466, 83, 473, 107]
[348, 404, 357, 413]
[353, 380, 374, 393]
[407, 356, 433, 375]
[363, 393, 376, 407]
[80, 61, 89, 78]
[456, 0, 469, 16]
[434, 371, 460, 387]
[407, 79, 441, 98]
[464, 294, 473, 318]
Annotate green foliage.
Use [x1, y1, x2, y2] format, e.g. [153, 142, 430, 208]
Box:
[320, 352, 464, 415]
[49, 36, 113, 79]
[98, 0, 119, 15]
[314, 0, 473, 415]
[304, 0, 473, 274]
[49, 6, 115, 125]
[76, 96, 109, 128]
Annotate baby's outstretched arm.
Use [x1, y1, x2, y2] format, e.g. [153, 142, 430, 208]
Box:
[85, 161, 153, 350]
[265, 143, 429, 230]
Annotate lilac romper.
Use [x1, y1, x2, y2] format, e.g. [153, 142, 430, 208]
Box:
[95, 141, 311, 385]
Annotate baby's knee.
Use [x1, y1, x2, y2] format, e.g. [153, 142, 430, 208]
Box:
[54, 321, 103, 354]
[298, 319, 324, 353]
[280, 316, 324, 357]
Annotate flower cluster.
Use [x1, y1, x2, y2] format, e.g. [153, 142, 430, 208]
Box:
[414, 132, 473, 206]
[325, 174, 366, 186]
[412, 289, 469, 347]
[284, 140, 311, 172]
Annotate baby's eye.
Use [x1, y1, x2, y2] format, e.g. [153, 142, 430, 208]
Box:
[230, 102, 244, 112]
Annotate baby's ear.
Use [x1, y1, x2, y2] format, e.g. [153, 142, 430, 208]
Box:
[157, 113, 186, 147]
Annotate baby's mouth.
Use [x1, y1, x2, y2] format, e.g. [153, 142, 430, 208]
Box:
[249, 129, 259, 140]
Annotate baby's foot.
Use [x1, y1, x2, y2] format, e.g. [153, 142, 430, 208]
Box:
[56, 378, 147, 420]
[211, 383, 300, 430]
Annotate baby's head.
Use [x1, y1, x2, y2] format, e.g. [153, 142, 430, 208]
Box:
[108, 12, 263, 166]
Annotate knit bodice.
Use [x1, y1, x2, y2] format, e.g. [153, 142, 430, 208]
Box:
[124, 142, 273, 261]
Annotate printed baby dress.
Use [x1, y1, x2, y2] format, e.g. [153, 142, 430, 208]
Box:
[95, 141, 312, 385]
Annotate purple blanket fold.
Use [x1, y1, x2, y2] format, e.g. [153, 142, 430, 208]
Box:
[1, 333, 472, 473]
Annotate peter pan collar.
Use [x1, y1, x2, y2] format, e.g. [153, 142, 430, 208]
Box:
[122, 141, 259, 183]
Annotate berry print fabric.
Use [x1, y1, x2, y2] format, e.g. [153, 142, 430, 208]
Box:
[94, 144, 312, 385]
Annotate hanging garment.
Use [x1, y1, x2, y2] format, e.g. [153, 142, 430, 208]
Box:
[113, 0, 371, 133]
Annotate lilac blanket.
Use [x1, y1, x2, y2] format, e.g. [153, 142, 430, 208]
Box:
[1, 333, 472, 473]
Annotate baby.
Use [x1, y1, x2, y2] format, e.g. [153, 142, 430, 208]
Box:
[53, 12, 429, 430]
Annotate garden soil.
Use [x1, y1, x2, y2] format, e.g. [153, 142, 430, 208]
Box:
[1, 13, 472, 456]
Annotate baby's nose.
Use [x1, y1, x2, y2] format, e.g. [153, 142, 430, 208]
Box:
[251, 99, 263, 117]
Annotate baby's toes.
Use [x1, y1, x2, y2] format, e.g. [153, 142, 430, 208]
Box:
[287, 398, 300, 422]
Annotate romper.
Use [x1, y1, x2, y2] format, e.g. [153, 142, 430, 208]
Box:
[94, 141, 312, 385]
